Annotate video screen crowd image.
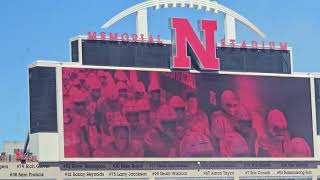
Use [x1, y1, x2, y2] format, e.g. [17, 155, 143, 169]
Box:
[62, 67, 313, 158]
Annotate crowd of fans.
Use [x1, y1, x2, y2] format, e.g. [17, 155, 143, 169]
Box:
[0, 150, 37, 162]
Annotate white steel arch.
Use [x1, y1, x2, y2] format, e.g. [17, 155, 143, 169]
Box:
[101, 0, 266, 39]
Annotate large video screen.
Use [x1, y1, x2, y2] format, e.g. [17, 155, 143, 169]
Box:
[62, 67, 313, 159]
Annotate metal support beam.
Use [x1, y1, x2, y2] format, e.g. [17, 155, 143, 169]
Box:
[136, 9, 149, 36]
[224, 14, 236, 42]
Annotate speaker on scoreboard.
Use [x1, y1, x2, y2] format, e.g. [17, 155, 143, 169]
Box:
[314, 78, 320, 134]
[29, 67, 57, 134]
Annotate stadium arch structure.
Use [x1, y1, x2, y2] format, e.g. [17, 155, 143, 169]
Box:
[101, 0, 266, 41]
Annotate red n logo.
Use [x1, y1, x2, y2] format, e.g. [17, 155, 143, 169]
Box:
[171, 18, 220, 70]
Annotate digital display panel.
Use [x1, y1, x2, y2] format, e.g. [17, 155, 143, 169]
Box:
[62, 67, 313, 159]
[73, 40, 292, 74]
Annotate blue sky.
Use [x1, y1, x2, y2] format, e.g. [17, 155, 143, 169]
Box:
[0, 0, 319, 150]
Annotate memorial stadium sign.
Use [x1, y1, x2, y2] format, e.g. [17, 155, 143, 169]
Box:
[87, 17, 288, 71]
[86, 0, 289, 71]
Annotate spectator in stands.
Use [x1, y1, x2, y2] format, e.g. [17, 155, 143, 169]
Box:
[211, 90, 239, 140]
[234, 106, 257, 156]
[258, 109, 290, 157]
[185, 91, 209, 132]
[15, 149, 22, 162]
[144, 105, 179, 157]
